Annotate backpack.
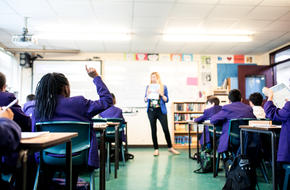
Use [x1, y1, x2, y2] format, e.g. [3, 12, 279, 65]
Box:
[194, 149, 213, 173]
[223, 155, 257, 190]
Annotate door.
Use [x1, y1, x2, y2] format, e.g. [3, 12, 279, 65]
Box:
[238, 65, 274, 104]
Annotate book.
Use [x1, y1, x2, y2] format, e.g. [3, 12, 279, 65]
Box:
[21, 132, 50, 139]
[249, 120, 272, 127]
[147, 84, 160, 99]
[264, 83, 290, 108]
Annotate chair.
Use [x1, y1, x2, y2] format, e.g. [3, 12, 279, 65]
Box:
[34, 121, 96, 190]
[283, 164, 290, 190]
[105, 118, 126, 178]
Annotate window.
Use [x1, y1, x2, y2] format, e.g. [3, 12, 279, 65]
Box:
[245, 75, 266, 99]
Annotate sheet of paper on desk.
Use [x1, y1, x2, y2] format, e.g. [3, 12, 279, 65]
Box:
[147, 84, 160, 99]
[270, 83, 290, 108]
[21, 132, 50, 139]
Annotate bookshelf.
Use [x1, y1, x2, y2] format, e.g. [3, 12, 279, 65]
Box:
[172, 101, 205, 149]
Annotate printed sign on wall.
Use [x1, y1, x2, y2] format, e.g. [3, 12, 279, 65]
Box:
[136, 53, 148, 61]
[147, 54, 159, 61]
[170, 54, 182, 62]
[234, 55, 245, 63]
[182, 54, 193, 62]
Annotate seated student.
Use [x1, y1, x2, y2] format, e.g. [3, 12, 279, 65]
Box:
[0, 72, 31, 132]
[23, 94, 35, 117]
[249, 92, 265, 118]
[210, 89, 256, 154]
[32, 66, 112, 189]
[263, 87, 290, 189]
[194, 96, 222, 148]
[0, 108, 21, 190]
[99, 93, 124, 120]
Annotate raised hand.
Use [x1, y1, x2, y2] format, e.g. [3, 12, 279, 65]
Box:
[0, 107, 14, 120]
[85, 65, 99, 78]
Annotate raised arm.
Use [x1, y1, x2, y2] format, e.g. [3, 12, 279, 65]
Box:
[85, 66, 113, 118]
[264, 101, 290, 122]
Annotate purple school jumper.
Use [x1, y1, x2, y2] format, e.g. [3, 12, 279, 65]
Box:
[0, 92, 31, 132]
[32, 76, 113, 168]
[264, 101, 290, 163]
[194, 105, 222, 145]
[210, 102, 255, 153]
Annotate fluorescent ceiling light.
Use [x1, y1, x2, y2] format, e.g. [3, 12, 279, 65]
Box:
[163, 34, 252, 42]
[36, 33, 131, 41]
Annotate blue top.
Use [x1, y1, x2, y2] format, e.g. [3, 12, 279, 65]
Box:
[144, 85, 169, 114]
[210, 102, 256, 153]
[31, 76, 113, 168]
[23, 100, 35, 117]
[264, 101, 290, 162]
[0, 91, 31, 132]
[99, 106, 124, 120]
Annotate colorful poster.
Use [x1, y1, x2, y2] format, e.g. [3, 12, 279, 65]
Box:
[147, 53, 159, 61]
[201, 56, 211, 70]
[136, 53, 148, 61]
[245, 56, 255, 63]
[124, 53, 136, 61]
[182, 54, 193, 62]
[159, 54, 171, 61]
[170, 54, 182, 61]
[186, 77, 198, 86]
[234, 54, 245, 63]
[217, 55, 234, 63]
[201, 72, 212, 86]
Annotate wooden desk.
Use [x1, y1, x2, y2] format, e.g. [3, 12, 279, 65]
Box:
[239, 125, 281, 190]
[20, 132, 78, 190]
[93, 122, 120, 190]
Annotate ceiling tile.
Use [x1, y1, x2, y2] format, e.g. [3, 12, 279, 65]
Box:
[263, 21, 290, 32]
[208, 5, 254, 19]
[260, 0, 290, 6]
[0, 1, 16, 14]
[133, 17, 167, 29]
[247, 6, 290, 20]
[230, 19, 272, 32]
[170, 3, 214, 18]
[134, 2, 173, 17]
[219, 0, 263, 6]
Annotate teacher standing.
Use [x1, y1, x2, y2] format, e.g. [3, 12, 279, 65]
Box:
[145, 72, 180, 156]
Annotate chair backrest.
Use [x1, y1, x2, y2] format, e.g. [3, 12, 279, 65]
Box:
[36, 121, 91, 155]
[92, 118, 107, 123]
[228, 118, 255, 147]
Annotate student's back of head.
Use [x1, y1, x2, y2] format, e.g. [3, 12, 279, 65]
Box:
[249, 92, 263, 106]
[26, 94, 35, 102]
[0, 72, 6, 91]
[207, 96, 220, 106]
[35, 73, 69, 121]
[228, 89, 242, 102]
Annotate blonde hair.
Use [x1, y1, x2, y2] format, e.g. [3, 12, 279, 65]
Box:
[150, 72, 164, 94]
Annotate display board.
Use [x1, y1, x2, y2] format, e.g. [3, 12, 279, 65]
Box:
[103, 61, 199, 108]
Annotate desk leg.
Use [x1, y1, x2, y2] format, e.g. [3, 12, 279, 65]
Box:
[66, 141, 72, 190]
[188, 124, 191, 159]
[100, 130, 106, 190]
[21, 150, 28, 190]
[213, 127, 217, 178]
[196, 124, 200, 163]
[115, 126, 119, 178]
[271, 132, 277, 190]
[240, 130, 244, 155]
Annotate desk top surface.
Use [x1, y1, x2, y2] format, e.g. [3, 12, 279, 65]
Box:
[240, 125, 281, 131]
[20, 132, 78, 149]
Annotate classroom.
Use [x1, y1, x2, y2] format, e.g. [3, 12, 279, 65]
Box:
[0, 0, 290, 190]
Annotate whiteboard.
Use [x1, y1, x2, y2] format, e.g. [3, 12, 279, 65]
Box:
[33, 60, 102, 100]
[103, 61, 199, 108]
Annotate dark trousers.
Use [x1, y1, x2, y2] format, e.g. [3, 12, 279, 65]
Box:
[147, 107, 172, 149]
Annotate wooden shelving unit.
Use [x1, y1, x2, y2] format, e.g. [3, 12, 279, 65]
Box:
[172, 101, 205, 149]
